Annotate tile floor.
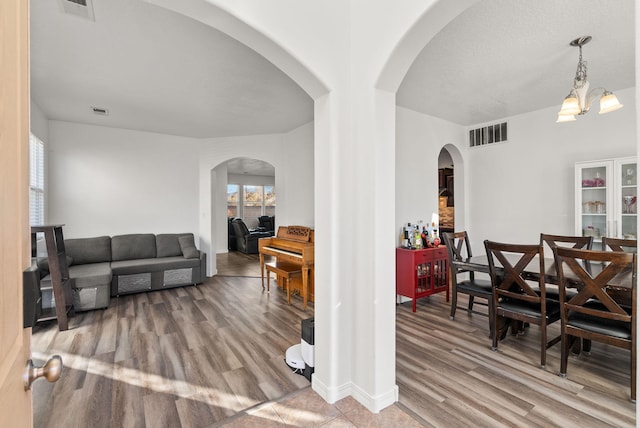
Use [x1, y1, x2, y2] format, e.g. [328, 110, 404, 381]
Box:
[219, 387, 425, 427]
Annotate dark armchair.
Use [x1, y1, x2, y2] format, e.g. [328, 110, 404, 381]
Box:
[258, 215, 275, 235]
[231, 219, 271, 254]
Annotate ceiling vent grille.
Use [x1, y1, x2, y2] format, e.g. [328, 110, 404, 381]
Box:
[58, 0, 95, 21]
[469, 121, 508, 147]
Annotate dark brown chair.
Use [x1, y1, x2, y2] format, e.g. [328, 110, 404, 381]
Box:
[540, 233, 593, 254]
[442, 232, 494, 335]
[553, 247, 636, 402]
[484, 240, 561, 368]
[602, 237, 637, 252]
[539, 233, 594, 301]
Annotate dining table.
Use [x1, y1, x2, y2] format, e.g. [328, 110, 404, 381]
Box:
[452, 254, 634, 293]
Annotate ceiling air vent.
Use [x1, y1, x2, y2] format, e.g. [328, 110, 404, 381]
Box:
[58, 0, 95, 21]
[91, 106, 108, 116]
[469, 121, 508, 147]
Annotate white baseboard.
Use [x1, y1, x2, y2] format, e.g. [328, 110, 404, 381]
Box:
[312, 378, 398, 413]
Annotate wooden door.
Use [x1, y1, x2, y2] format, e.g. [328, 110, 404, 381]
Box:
[0, 0, 33, 426]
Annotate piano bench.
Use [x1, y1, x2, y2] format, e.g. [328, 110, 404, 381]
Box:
[265, 261, 302, 305]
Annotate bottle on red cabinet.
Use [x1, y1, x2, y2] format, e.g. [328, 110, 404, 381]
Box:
[414, 226, 422, 249]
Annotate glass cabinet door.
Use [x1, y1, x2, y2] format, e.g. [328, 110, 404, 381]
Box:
[618, 160, 637, 239]
[578, 163, 609, 242]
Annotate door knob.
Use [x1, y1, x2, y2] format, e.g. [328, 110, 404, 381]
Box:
[24, 355, 63, 390]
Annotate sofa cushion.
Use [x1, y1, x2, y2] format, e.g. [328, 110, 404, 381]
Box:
[156, 233, 192, 258]
[65, 236, 112, 265]
[111, 234, 156, 261]
[111, 256, 201, 276]
[68, 263, 112, 290]
[178, 235, 199, 259]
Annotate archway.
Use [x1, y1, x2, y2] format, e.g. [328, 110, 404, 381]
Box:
[214, 157, 276, 252]
[138, 0, 478, 413]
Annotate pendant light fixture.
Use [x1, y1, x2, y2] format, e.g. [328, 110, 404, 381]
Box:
[556, 36, 623, 123]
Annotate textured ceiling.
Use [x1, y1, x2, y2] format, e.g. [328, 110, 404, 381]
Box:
[31, 0, 635, 144]
[30, 0, 313, 139]
[397, 0, 635, 126]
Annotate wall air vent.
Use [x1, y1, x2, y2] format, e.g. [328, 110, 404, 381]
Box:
[469, 121, 508, 147]
[91, 106, 109, 116]
[58, 0, 95, 21]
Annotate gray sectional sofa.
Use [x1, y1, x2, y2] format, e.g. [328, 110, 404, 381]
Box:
[38, 233, 206, 312]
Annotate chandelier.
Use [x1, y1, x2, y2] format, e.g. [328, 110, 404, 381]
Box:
[556, 36, 623, 123]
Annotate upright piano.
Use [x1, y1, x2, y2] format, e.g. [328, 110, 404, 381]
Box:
[258, 225, 315, 307]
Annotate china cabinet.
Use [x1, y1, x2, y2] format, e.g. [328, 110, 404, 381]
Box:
[575, 156, 637, 248]
[396, 246, 449, 312]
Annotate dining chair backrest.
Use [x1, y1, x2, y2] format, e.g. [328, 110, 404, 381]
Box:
[442, 231, 473, 272]
[553, 247, 636, 320]
[484, 241, 546, 304]
[602, 237, 638, 253]
[540, 233, 593, 257]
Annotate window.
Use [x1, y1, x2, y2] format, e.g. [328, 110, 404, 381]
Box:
[264, 185, 276, 216]
[243, 185, 264, 227]
[227, 184, 239, 218]
[227, 183, 276, 227]
[29, 134, 45, 226]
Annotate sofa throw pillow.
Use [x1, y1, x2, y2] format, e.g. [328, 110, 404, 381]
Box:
[178, 235, 199, 259]
[37, 256, 74, 271]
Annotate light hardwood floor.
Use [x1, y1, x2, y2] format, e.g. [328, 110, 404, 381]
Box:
[397, 294, 637, 427]
[32, 252, 636, 427]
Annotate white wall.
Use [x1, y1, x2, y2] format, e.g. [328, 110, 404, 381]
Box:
[30, 101, 49, 143]
[395, 106, 467, 239]
[396, 86, 637, 256]
[467, 86, 637, 254]
[47, 121, 200, 239]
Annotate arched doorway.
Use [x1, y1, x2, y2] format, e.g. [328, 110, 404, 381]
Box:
[438, 148, 455, 234]
[143, 0, 478, 414]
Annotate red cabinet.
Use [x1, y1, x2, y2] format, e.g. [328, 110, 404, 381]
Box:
[396, 247, 450, 312]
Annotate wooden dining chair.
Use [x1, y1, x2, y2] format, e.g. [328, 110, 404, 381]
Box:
[602, 236, 637, 252]
[484, 240, 561, 368]
[442, 232, 494, 335]
[540, 233, 593, 254]
[539, 234, 593, 300]
[553, 246, 636, 402]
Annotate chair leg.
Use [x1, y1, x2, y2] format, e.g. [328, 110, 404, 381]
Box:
[467, 296, 474, 313]
[540, 322, 546, 369]
[449, 288, 457, 320]
[560, 333, 569, 378]
[491, 313, 501, 351]
[266, 271, 271, 293]
[487, 300, 495, 338]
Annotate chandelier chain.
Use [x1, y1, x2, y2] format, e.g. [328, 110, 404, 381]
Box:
[574, 45, 588, 89]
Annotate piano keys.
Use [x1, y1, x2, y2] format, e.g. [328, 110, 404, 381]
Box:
[259, 225, 315, 308]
